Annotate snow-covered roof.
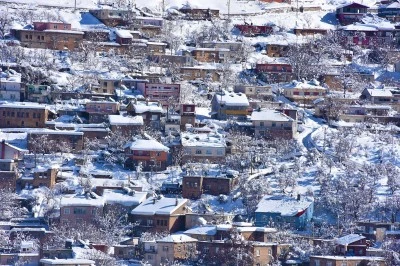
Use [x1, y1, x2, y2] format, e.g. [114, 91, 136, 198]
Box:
[124, 138, 169, 152]
[255, 195, 313, 217]
[157, 233, 198, 243]
[43, 29, 85, 34]
[193, 47, 230, 52]
[28, 129, 84, 136]
[310, 256, 384, 261]
[386, 2, 400, 9]
[115, 29, 133, 39]
[251, 109, 294, 122]
[184, 226, 217, 236]
[337, 1, 370, 9]
[60, 193, 105, 207]
[365, 88, 393, 97]
[0, 101, 54, 110]
[181, 131, 226, 148]
[236, 227, 278, 233]
[39, 259, 95, 265]
[131, 196, 187, 215]
[109, 115, 144, 126]
[103, 189, 147, 206]
[282, 80, 326, 91]
[214, 90, 249, 107]
[132, 101, 163, 113]
[335, 234, 366, 246]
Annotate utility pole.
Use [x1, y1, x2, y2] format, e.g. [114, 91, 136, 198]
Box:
[227, 0, 231, 20]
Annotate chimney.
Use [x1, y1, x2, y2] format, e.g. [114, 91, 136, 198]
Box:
[175, 196, 179, 206]
[153, 198, 156, 204]
[1, 140, 5, 159]
[297, 194, 301, 201]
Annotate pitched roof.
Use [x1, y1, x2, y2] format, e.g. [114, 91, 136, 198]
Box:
[250, 109, 294, 122]
[365, 89, 393, 97]
[124, 138, 169, 152]
[255, 195, 313, 217]
[131, 196, 187, 215]
[335, 234, 366, 246]
[157, 233, 198, 243]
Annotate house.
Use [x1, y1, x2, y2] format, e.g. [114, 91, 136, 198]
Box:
[85, 100, 120, 123]
[0, 69, 22, 101]
[126, 99, 163, 129]
[250, 109, 297, 139]
[309, 256, 385, 266]
[191, 48, 231, 63]
[40, 258, 96, 266]
[30, 166, 58, 188]
[0, 102, 56, 128]
[180, 66, 220, 81]
[200, 41, 243, 52]
[147, 54, 194, 67]
[282, 80, 327, 104]
[0, 253, 39, 265]
[108, 115, 143, 135]
[322, 69, 374, 91]
[235, 24, 273, 37]
[88, 8, 133, 26]
[59, 193, 105, 226]
[182, 174, 238, 199]
[293, 28, 329, 36]
[124, 138, 169, 171]
[180, 104, 196, 130]
[265, 44, 289, 57]
[101, 188, 148, 212]
[129, 196, 190, 235]
[13, 22, 84, 50]
[197, 240, 285, 266]
[115, 29, 133, 45]
[147, 41, 167, 55]
[234, 85, 273, 100]
[378, 1, 400, 19]
[255, 63, 294, 83]
[361, 88, 393, 104]
[0, 159, 18, 191]
[337, 24, 396, 48]
[136, 83, 181, 104]
[0, 140, 26, 160]
[181, 131, 226, 163]
[27, 130, 84, 152]
[179, 7, 219, 20]
[211, 90, 250, 120]
[335, 234, 368, 256]
[336, 2, 370, 25]
[153, 234, 197, 265]
[26, 84, 51, 103]
[356, 221, 397, 242]
[254, 195, 314, 230]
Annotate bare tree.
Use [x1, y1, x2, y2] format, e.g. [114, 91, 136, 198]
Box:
[0, 10, 12, 39]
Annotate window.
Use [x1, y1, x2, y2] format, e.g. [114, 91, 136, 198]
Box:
[268, 249, 272, 255]
[341, 262, 347, 266]
[64, 208, 70, 214]
[147, 255, 153, 260]
[255, 249, 260, 256]
[272, 122, 276, 127]
[163, 246, 169, 251]
[54, 25, 58, 29]
[195, 150, 202, 154]
[147, 219, 153, 226]
[203, 247, 209, 253]
[149, 246, 155, 251]
[217, 150, 223, 155]
[33, 113, 36, 118]
[21, 121, 24, 126]
[74, 208, 86, 214]
[314, 259, 320, 266]
[260, 122, 264, 127]
[206, 150, 212, 155]
[177, 246, 181, 252]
